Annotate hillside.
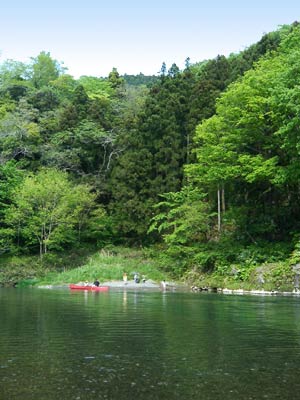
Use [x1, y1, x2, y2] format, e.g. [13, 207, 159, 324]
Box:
[1, 22, 300, 289]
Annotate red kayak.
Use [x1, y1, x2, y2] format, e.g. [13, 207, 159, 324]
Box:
[69, 284, 109, 292]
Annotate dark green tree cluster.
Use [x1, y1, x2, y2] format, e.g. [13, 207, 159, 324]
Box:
[109, 28, 283, 240]
[123, 73, 159, 87]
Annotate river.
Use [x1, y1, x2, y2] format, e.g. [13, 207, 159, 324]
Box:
[1, 288, 300, 399]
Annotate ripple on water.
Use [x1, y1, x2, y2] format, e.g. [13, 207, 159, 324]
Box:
[1, 290, 300, 399]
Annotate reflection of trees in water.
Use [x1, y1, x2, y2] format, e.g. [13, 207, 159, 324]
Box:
[2, 291, 300, 399]
[1, 290, 170, 399]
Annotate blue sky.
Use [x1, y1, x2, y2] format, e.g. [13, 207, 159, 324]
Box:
[0, 1, 299, 78]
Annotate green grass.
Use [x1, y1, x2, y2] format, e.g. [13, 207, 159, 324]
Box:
[31, 247, 167, 286]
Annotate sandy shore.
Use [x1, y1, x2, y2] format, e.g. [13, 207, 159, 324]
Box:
[37, 279, 186, 290]
[101, 279, 161, 289]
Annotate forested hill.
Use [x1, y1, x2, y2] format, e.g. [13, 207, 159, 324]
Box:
[1, 22, 300, 280]
[122, 73, 159, 86]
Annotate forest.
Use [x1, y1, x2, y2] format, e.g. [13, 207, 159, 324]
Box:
[1, 22, 300, 288]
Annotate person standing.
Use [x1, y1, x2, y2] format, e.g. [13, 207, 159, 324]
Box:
[123, 272, 128, 285]
[161, 280, 167, 290]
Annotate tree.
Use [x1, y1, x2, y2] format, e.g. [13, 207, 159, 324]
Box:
[109, 65, 193, 240]
[0, 60, 32, 101]
[0, 98, 41, 165]
[160, 62, 167, 77]
[42, 119, 118, 179]
[78, 76, 113, 99]
[4, 169, 97, 257]
[0, 161, 24, 218]
[0, 161, 24, 253]
[108, 68, 124, 90]
[148, 186, 214, 275]
[186, 24, 300, 243]
[30, 51, 65, 89]
[149, 187, 211, 246]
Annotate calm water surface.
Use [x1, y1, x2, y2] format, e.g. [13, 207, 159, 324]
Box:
[1, 288, 300, 399]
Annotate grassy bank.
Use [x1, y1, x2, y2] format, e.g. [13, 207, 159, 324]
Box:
[0, 245, 97, 287]
[0, 244, 297, 292]
[11, 247, 167, 287]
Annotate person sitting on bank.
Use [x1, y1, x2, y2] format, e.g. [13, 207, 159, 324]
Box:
[93, 279, 100, 287]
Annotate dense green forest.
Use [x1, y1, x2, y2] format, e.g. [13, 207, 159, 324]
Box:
[1, 22, 300, 287]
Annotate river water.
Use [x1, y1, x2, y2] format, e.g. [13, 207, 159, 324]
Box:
[1, 288, 300, 399]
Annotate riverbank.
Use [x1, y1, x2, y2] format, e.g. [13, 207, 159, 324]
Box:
[191, 286, 300, 296]
[183, 260, 296, 294]
[12, 247, 171, 288]
[1, 245, 298, 295]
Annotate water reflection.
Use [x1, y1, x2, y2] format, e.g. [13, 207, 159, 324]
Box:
[1, 289, 300, 399]
[123, 290, 127, 309]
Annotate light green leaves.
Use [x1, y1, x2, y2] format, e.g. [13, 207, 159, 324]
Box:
[5, 169, 100, 256]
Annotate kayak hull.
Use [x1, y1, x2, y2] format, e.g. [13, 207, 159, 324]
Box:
[69, 284, 109, 292]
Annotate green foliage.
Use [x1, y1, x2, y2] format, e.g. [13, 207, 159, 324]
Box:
[0, 245, 98, 286]
[187, 24, 300, 243]
[182, 241, 292, 290]
[149, 187, 211, 245]
[109, 65, 193, 238]
[289, 237, 300, 265]
[108, 25, 280, 242]
[123, 73, 158, 87]
[0, 60, 32, 101]
[0, 98, 41, 165]
[42, 119, 118, 178]
[50, 74, 78, 101]
[30, 51, 65, 89]
[0, 23, 299, 287]
[108, 67, 124, 90]
[28, 87, 59, 112]
[0, 161, 24, 216]
[0, 255, 45, 286]
[3, 168, 107, 256]
[78, 76, 113, 99]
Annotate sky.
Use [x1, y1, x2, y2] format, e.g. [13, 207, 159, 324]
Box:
[0, 1, 299, 78]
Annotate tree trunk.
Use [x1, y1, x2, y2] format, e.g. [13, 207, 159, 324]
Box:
[39, 238, 43, 260]
[217, 186, 221, 232]
[221, 185, 225, 212]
